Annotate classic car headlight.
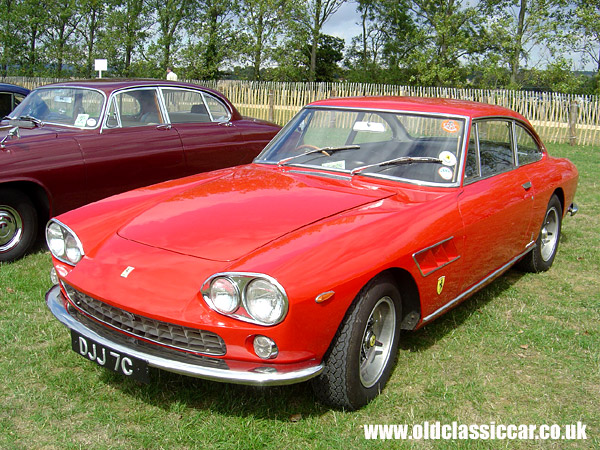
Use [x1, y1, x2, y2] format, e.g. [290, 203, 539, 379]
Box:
[46, 219, 84, 265]
[209, 277, 240, 314]
[202, 273, 288, 326]
[244, 279, 286, 325]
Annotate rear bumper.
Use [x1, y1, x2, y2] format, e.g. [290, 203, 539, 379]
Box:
[568, 202, 579, 216]
[45, 285, 323, 386]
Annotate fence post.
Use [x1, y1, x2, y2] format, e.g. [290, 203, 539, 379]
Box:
[268, 89, 274, 123]
[569, 100, 578, 146]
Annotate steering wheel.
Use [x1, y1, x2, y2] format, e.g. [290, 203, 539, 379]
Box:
[295, 144, 320, 152]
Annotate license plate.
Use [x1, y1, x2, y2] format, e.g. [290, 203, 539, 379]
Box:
[71, 331, 150, 383]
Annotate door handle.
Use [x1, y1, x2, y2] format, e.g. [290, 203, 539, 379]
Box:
[522, 181, 532, 190]
[156, 124, 172, 130]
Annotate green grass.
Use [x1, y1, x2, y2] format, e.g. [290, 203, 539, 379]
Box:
[1, 143, 598, 449]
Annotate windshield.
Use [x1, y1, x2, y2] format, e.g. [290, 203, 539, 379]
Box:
[257, 107, 467, 185]
[9, 87, 105, 128]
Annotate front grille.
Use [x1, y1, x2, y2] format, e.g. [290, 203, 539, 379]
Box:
[62, 283, 227, 356]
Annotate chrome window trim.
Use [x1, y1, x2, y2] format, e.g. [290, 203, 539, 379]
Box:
[18, 86, 107, 130]
[514, 122, 543, 167]
[256, 106, 470, 188]
[201, 91, 232, 123]
[101, 86, 166, 132]
[464, 117, 523, 185]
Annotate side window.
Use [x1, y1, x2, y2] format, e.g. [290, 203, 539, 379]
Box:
[515, 124, 542, 165]
[110, 89, 163, 127]
[105, 98, 120, 128]
[161, 88, 211, 123]
[203, 93, 231, 122]
[14, 93, 27, 108]
[477, 120, 515, 177]
[464, 131, 479, 183]
[0, 93, 10, 116]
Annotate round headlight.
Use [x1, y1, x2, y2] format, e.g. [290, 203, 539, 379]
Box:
[244, 278, 287, 325]
[46, 220, 84, 265]
[209, 277, 240, 314]
[46, 221, 66, 258]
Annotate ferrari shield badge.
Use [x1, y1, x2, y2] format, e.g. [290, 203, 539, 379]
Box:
[437, 276, 446, 295]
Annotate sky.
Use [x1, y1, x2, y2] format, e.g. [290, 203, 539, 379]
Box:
[321, 2, 362, 48]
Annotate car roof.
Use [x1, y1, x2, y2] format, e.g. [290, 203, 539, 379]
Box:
[36, 79, 215, 95]
[308, 96, 527, 121]
[33, 79, 242, 120]
[0, 83, 30, 95]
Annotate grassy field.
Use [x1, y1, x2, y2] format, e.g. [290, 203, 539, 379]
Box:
[0, 143, 598, 449]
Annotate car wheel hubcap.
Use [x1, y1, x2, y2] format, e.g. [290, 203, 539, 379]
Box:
[540, 207, 559, 262]
[0, 205, 23, 252]
[359, 296, 396, 388]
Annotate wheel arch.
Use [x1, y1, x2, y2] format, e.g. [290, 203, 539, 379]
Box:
[377, 267, 421, 330]
[0, 180, 51, 226]
[551, 187, 565, 216]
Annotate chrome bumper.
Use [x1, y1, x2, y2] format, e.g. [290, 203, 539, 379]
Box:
[568, 202, 579, 216]
[45, 285, 323, 386]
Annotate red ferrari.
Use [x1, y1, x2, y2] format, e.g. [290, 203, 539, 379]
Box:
[45, 97, 578, 410]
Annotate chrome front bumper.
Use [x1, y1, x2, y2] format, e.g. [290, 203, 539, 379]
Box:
[45, 285, 323, 386]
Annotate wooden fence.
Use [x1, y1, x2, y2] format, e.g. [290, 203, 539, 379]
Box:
[4, 76, 600, 146]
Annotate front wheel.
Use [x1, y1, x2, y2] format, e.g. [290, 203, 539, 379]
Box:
[518, 194, 562, 273]
[0, 189, 38, 262]
[312, 275, 401, 410]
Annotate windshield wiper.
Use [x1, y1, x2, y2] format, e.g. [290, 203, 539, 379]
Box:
[351, 156, 443, 175]
[17, 115, 44, 127]
[277, 145, 360, 166]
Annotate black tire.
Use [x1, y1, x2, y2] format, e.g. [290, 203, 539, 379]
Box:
[517, 194, 562, 273]
[0, 188, 38, 262]
[312, 275, 402, 410]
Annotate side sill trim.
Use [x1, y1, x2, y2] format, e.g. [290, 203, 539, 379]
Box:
[421, 246, 534, 324]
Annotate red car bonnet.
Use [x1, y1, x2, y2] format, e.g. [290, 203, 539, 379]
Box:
[117, 165, 395, 261]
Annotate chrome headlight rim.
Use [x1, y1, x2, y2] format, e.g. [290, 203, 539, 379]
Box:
[46, 219, 85, 266]
[201, 272, 288, 326]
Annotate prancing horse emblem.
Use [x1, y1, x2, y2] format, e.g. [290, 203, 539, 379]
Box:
[437, 276, 445, 295]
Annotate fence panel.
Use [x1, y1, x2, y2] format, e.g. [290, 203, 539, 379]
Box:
[3, 77, 599, 146]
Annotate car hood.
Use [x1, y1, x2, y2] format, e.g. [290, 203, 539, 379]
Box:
[117, 165, 395, 261]
[0, 122, 70, 141]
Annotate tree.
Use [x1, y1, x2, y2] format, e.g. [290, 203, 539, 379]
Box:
[76, 0, 108, 78]
[234, 0, 292, 80]
[149, 0, 190, 71]
[292, 0, 346, 82]
[567, 1, 600, 75]
[15, 0, 50, 76]
[104, 0, 151, 76]
[406, 0, 487, 86]
[181, 0, 235, 80]
[482, 0, 560, 86]
[46, 0, 81, 76]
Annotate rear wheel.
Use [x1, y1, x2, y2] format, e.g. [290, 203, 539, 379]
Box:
[518, 194, 562, 273]
[312, 275, 401, 410]
[0, 189, 38, 262]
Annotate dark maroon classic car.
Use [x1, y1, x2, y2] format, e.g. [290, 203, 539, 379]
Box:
[0, 80, 281, 261]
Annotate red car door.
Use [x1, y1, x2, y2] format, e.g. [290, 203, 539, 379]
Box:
[458, 119, 534, 290]
[77, 87, 185, 203]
